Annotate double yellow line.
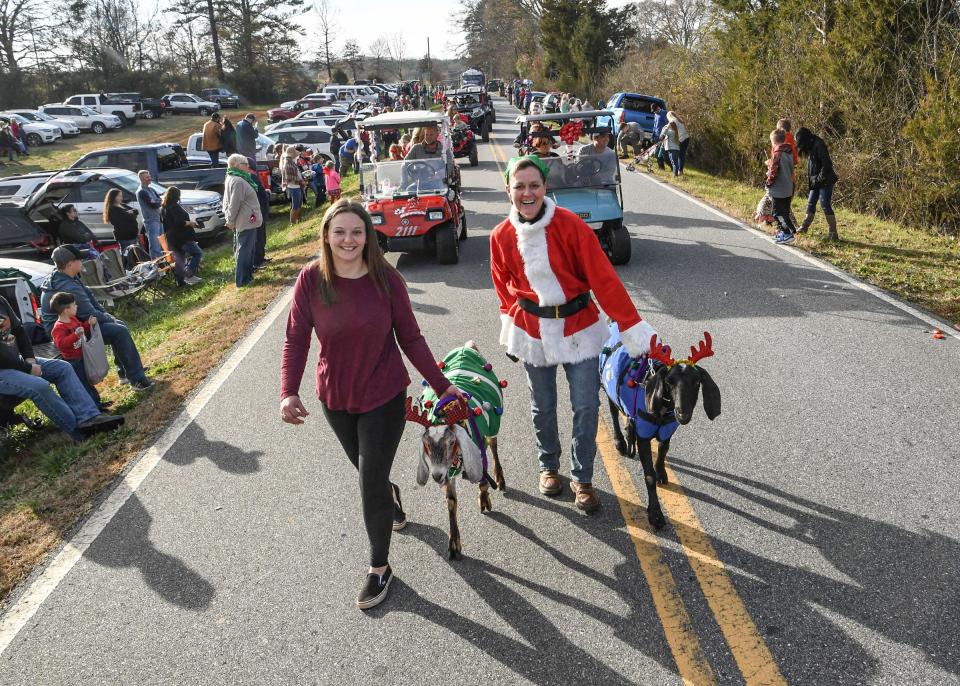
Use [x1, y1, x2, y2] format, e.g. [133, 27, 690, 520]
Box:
[486, 109, 785, 684]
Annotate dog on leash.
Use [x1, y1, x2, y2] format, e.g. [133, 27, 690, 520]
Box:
[600, 323, 721, 529]
[405, 341, 507, 559]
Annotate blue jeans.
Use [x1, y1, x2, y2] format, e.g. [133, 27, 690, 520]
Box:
[67, 358, 100, 405]
[807, 183, 835, 215]
[145, 219, 164, 259]
[678, 138, 690, 172]
[288, 187, 303, 210]
[172, 241, 203, 285]
[667, 149, 680, 175]
[208, 149, 220, 166]
[523, 357, 601, 484]
[99, 320, 147, 384]
[0, 358, 100, 440]
[234, 228, 256, 287]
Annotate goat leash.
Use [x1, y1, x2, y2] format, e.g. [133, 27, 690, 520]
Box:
[433, 395, 499, 490]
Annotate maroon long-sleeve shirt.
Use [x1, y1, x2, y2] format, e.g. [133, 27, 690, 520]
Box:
[280, 265, 450, 413]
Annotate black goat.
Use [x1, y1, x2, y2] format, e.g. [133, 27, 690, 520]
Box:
[603, 331, 721, 529]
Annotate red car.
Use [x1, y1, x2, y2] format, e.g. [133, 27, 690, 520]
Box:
[266, 98, 332, 123]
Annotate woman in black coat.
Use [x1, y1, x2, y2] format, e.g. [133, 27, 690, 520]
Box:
[57, 205, 99, 249]
[103, 189, 139, 251]
[795, 127, 839, 240]
[160, 186, 204, 287]
[221, 117, 238, 157]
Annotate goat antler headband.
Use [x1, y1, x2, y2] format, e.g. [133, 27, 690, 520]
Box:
[648, 332, 715, 367]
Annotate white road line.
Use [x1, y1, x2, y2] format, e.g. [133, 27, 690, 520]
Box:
[0, 285, 297, 656]
[640, 174, 960, 341]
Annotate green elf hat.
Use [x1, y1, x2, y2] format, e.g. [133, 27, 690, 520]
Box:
[504, 154, 550, 185]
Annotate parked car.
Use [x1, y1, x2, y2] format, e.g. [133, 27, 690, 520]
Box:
[160, 93, 221, 116]
[24, 168, 225, 243]
[602, 92, 667, 140]
[0, 172, 56, 205]
[265, 116, 343, 134]
[266, 98, 333, 123]
[5, 110, 80, 137]
[0, 263, 52, 346]
[0, 114, 61, 146]
[320, 85, 379, 104]
[200, 88, 240, 109]
[107, 92, 165, 119]
[184, 132, 276, 165]
[292, 106, 351, 120]
[0, 257, 54, 290]
[263, 126, 334, 160]
[38, 104, 122, 134]
[70, 143, 228, 195]
[64, 93, 141, 126]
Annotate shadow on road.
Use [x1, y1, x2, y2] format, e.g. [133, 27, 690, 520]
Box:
[164, 423, 262, 475]
[83, 494, 215, 611]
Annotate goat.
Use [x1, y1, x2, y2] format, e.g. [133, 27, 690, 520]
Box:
[601, 325, 721, 529]
[406, 343, 506, 560]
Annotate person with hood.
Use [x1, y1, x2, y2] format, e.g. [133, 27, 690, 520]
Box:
[39, 245, 153, 391]
[1, 294, 122, 441]
[794, 127, 839, 240]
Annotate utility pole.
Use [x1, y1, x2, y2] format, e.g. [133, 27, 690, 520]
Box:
[426, 37, 431, 87]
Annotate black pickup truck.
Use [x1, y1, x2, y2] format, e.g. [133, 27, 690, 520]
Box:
[69, 143, 227, 195]
[107, 92, 166, 119]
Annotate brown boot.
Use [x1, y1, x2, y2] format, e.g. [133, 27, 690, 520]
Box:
[797, 211, 815, 233]
[538, 470, 562, 496]
[825, 213, 839, 240]
[571, 482, 600, 513]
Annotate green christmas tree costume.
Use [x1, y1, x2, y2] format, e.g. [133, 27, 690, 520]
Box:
[421, 346, 505, 438]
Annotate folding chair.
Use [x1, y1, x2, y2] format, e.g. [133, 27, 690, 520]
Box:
[78, 258, 144, 308]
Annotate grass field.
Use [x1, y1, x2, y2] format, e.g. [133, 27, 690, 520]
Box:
[0, 107, 271, 179]
[0, 115, 358, 603]
[638, 163, 960, 328]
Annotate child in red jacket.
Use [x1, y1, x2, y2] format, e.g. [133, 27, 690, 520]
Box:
[50, 292, 104, 408]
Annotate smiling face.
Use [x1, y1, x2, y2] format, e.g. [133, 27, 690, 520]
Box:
[534, 137, 553, 156]
[423, 126, 439, 145]
[325, 210, 367, 268]
[507, 164, 547, 220]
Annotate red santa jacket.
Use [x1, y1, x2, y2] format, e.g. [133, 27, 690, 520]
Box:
[490, 198, 656, 367]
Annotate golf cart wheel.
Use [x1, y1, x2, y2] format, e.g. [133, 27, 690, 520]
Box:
[601, 220, 631, 265]
[459, 210, 467, 240]
[26, 133, 42, 147]
[481, 119, 490, 142]
[91, 122, 106, 134]
[469, 144, 478, 167]
[491, 109, 496, 123]
[435, 222, 459, 264]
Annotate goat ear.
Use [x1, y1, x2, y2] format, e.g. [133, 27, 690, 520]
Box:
[699, 368, 721, 420]
[645, 366, 668, 416]
[416, 449, 429, 486]
[453, 425, 483, 483]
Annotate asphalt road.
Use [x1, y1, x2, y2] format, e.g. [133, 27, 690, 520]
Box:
[2, 97, 958, 686]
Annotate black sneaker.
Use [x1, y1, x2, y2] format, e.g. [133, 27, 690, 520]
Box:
[77, 413, 125, 434]
[391, 482, 407, 531]
[356, 566, 393, 610]
[131, 378, 154, 391]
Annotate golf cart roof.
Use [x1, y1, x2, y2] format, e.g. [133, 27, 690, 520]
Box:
[359, 111, 444, 130]
[446, 87, 484, 96]
[518, 110, 614, 123]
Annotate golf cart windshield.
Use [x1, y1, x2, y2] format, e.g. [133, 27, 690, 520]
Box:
[363, 158, 448, 198]
[539, 149, 619, 189]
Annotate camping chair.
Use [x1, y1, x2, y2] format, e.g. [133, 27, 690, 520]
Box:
[78, 258, 145, 309]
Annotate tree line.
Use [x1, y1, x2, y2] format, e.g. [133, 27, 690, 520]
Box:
[460, 0, 960, 233]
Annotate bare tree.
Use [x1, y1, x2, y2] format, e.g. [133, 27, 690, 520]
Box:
[368, 35, 389, 80]
[635, 0, 713, 50]
[314, 0, 338, 82]
[0, 0, 52, 73]
[341, 39, 363, 81]
[386, 32, 405, 80]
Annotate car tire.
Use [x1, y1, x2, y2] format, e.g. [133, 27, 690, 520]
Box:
[199, 107, 209, 116]
[142, 109, 155, 120]
[459, 210, 467, 240]
[469, 144, 478, 167]
[435, 222, 459, 264]
[600, 220, 631, 265]
[26, 133, 42, 147]
[91, 122, 106, 134]
[481, 119, 490, 142]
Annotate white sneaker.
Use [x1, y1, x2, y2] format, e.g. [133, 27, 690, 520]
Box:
[184, 275, 203, 285]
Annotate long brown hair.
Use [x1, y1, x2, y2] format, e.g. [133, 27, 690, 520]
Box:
[102, 188, 122, 223]
[315, 199, 395, 305]
[160, 185, 181, 208]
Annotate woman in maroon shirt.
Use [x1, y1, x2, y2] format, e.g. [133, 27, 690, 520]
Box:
[280, 199, 463, 610]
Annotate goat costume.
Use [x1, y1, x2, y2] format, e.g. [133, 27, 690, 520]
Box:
[489, 197, 655, 367]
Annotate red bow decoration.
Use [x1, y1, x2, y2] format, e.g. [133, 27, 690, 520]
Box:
[559, 120, 584, 146]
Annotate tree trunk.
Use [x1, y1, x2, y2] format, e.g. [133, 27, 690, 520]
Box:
[206, 0, 225, 81]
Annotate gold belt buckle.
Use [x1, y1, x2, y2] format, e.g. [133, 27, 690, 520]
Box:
[554, 305, 561, 318]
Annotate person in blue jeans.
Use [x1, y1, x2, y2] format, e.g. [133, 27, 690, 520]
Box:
[0, 295, 122, 441]
[39, 245, 154, 391]
[222, 154, 263, 287]
[136, 170, 165, 259]
[794, 127, 839, 240]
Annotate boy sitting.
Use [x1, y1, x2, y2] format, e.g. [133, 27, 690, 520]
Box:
[50, 292, 106, 409]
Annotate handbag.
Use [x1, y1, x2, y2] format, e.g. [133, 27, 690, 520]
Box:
[81, 322, 109, 385]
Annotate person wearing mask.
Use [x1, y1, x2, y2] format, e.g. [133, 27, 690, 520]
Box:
[103, 189, 139, 251]
[1, 295, 122, 441]
[222, 154, 263, 287]
[136, 170, 164, 259]
[794, 127, 839, 240]
[56, 205, 99, 251]
[39, 245, 153, 390]
[490, 156, 657, 513]
[235, 113, 259, 166]
[280, 200, 466, 610]
[160, 186, 204, 286]
[202, 113, 223, 166]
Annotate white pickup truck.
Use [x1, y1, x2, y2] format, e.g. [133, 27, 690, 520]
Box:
[63, 94, 141, 126]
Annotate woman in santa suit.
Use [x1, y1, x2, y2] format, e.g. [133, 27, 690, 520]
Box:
[489, 156, 658, 513]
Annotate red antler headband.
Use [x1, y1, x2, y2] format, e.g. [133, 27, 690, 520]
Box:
[404, 396, 469, 427]
[647, 332, 714, 367]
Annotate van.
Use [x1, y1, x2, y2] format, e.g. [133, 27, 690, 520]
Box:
[321, 85, 378, 104]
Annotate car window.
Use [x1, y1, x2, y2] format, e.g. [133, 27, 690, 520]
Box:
[107, 151, 149, 171]
[156, 147, 182, 171]
[45, 107, 63, 115]
[277, 130, 330, 144]
[72, 180, 115, 204]
[173, 96, 188, 102]
[0, 183, 24, 197]
[79, 153, 111, 168]
[83, 97, 96, 106]
[66, 97, 81, 105]
[620, 96, 658, 113]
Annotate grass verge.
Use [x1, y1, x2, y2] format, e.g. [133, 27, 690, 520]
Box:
[639, 164, 960, 327]
[0, 174, 359, 605]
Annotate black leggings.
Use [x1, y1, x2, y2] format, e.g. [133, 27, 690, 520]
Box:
[322, 391, 406, 567]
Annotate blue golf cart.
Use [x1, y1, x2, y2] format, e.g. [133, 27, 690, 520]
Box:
[516, 111, 631, 265]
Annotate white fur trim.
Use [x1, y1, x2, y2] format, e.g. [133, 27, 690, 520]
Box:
[500, 315, 608, 367]
[620, 320, 658, 358]
[511, 198, 565, 307]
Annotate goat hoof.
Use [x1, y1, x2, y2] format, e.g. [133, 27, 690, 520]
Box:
[497, 481, 507, 493]
[648, 509, 666, 530]
[448, 548, 462, 561]
[657, 471, 669, 485]
[479, 494, 493, 512]
[614, 439, 628, 456]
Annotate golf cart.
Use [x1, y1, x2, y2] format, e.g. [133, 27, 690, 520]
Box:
[358, 111, 467, 265]
[445, 86, 496, 141]
[516, 111, 631, 265]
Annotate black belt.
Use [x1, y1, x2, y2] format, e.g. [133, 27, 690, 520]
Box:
[517, 293, 590, 319]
